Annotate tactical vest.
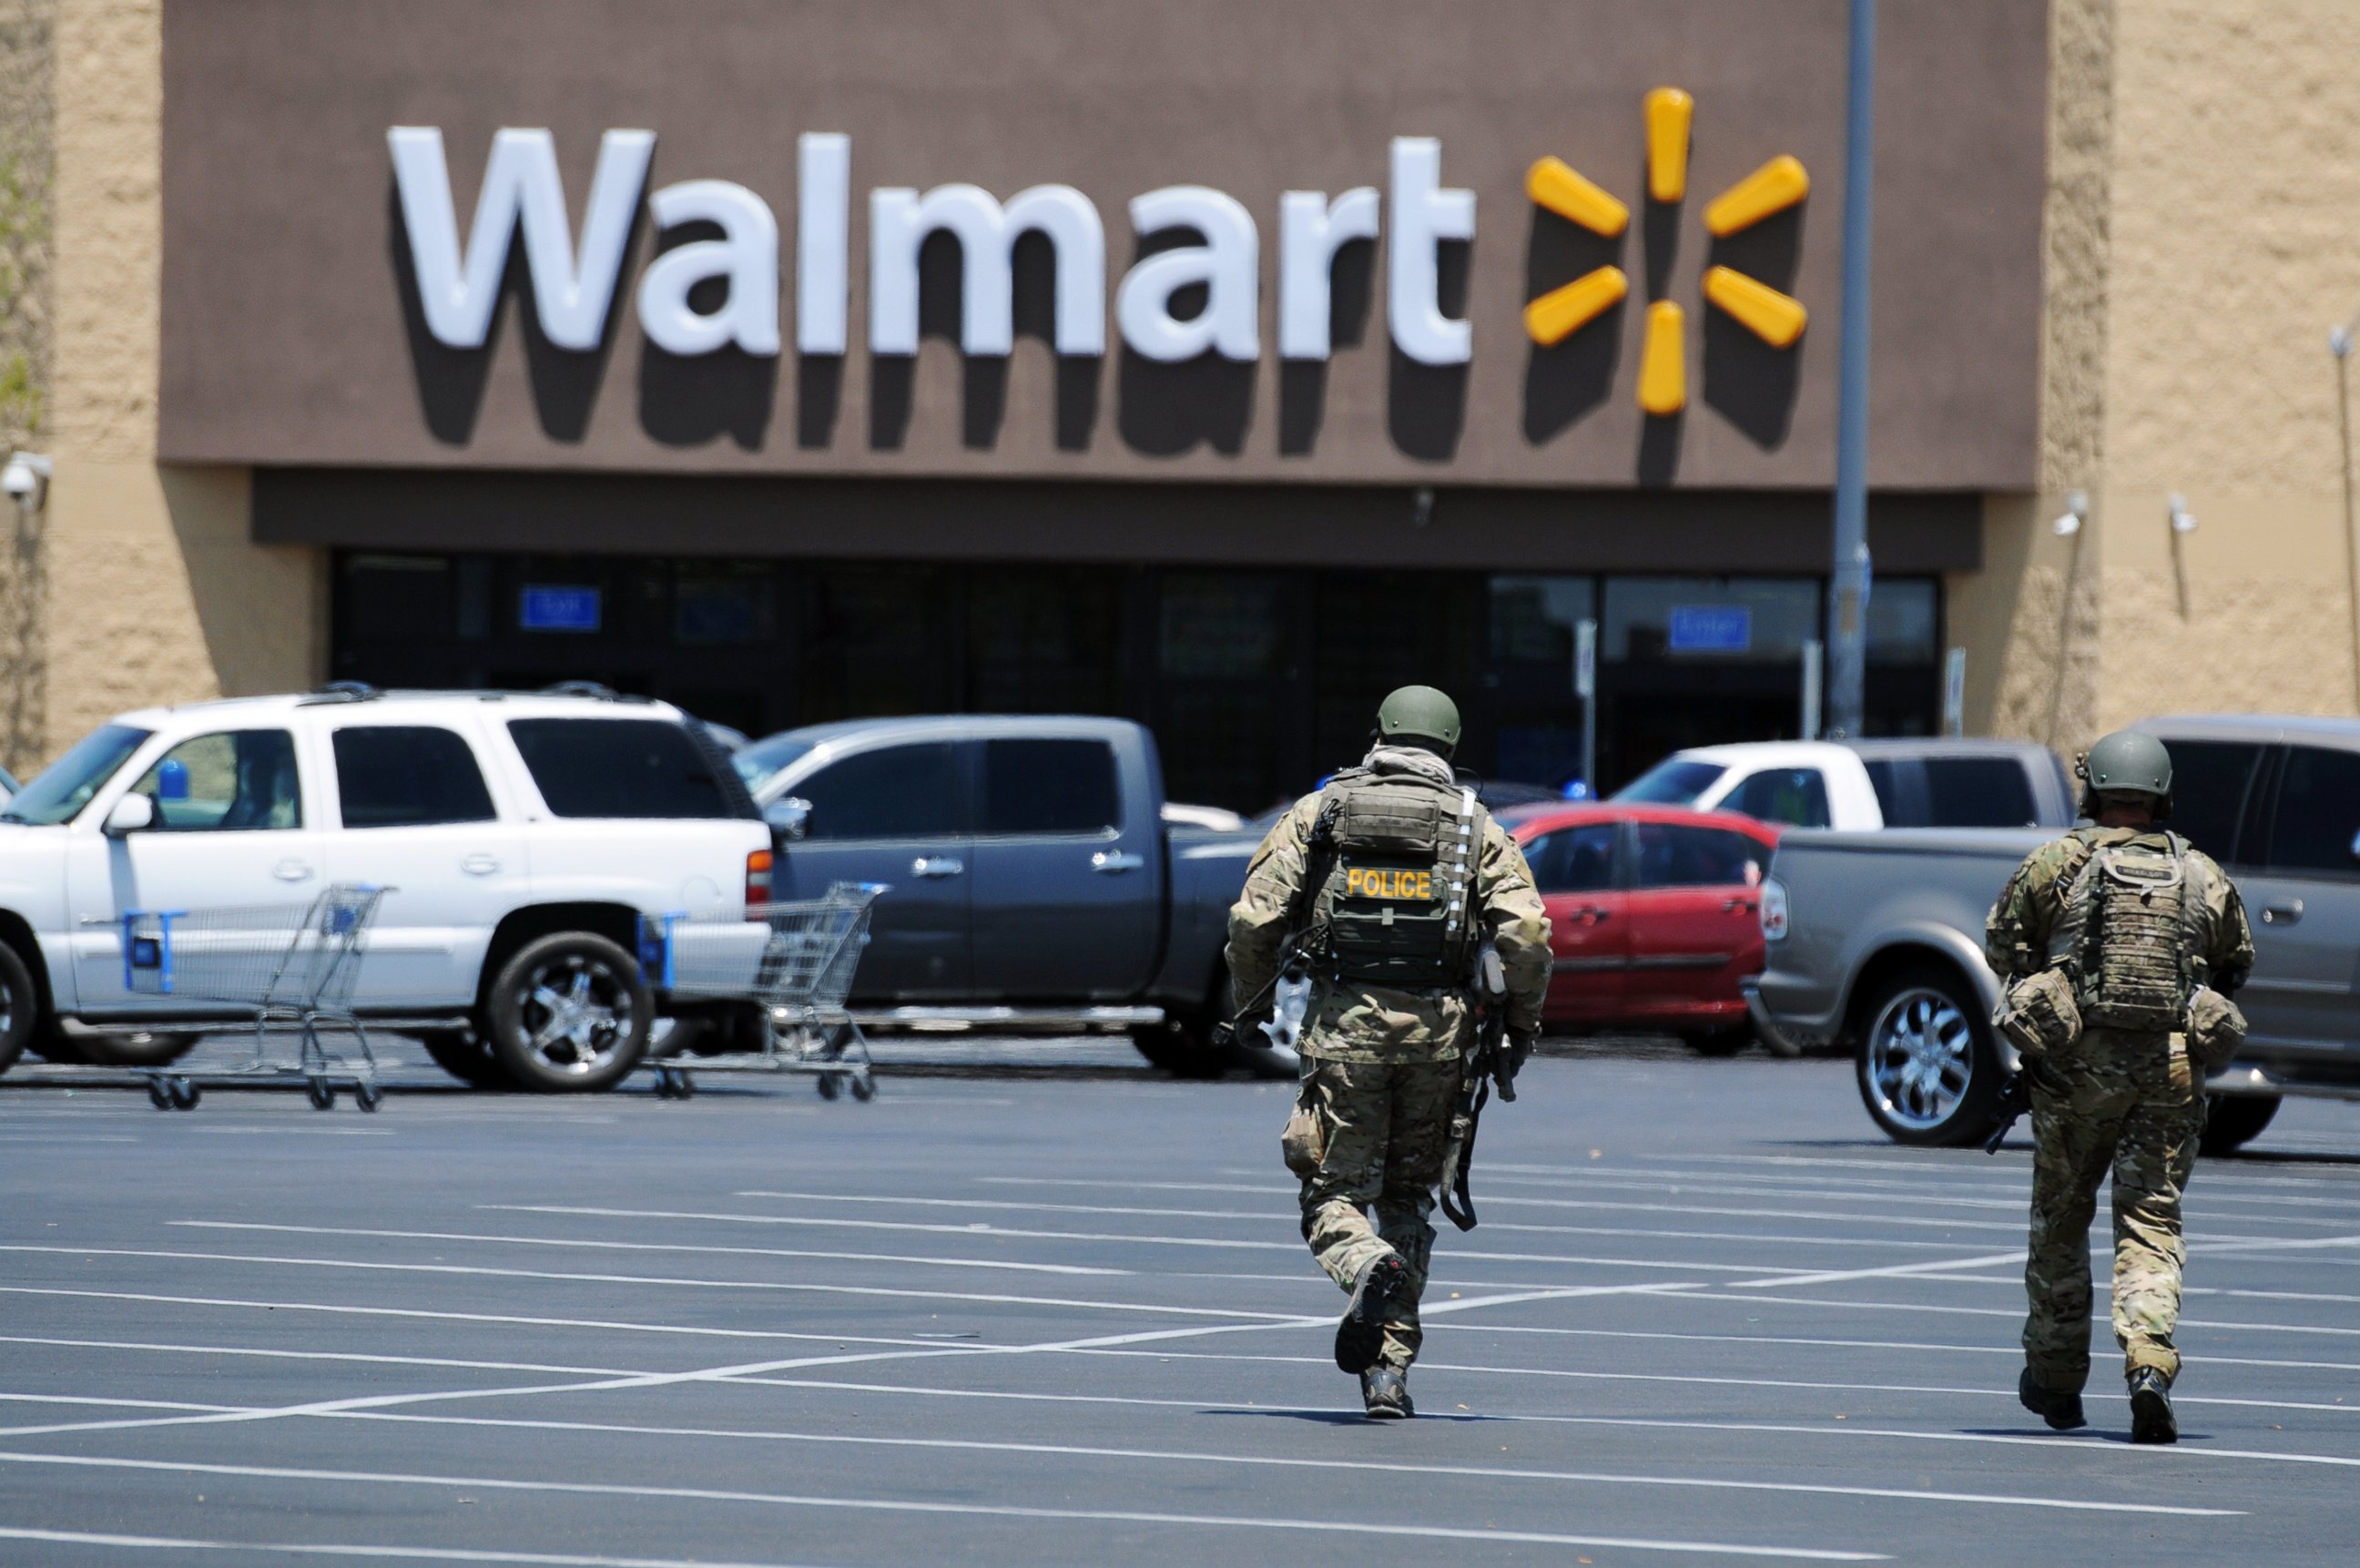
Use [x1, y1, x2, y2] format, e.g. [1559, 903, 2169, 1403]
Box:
[2045, 832, 2205, 1033]
[1307, 767, 1485, 989]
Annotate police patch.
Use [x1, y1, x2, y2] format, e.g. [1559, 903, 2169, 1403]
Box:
[1343, 867, 1437, 901]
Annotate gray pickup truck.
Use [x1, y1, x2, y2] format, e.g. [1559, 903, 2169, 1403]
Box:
[730, 715, 1266, 1074]
[1749, 715, 2360, 1153]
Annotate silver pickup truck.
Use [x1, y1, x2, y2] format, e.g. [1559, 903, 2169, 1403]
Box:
[1748, 716, 2360, 1153]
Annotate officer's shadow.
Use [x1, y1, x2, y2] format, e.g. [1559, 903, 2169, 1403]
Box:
[1204, 1407, 1507, 1426]
[1961, 1426, 2212, 1444]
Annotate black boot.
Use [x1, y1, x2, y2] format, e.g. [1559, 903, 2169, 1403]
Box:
[1360, 1366, 1413, 1420]
[1334, 1253, 1406, 1374]
[2128, 1368, 2178, 1444]
[2018, 1367, 2086, 1431]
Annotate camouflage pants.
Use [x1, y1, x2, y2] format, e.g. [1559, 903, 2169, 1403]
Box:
[1282, 1055, 1460, 1370]
[2023, 1029, 2205, 1390]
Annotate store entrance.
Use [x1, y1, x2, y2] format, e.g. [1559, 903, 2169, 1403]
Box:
[331, 553, 1942, 813]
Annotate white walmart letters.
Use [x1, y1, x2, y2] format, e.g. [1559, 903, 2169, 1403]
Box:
[1116, 187, 1259, 361]
[870, 183, 1105, 356]
[387, 128, 1480, 367]
[389, 126, 655, 351]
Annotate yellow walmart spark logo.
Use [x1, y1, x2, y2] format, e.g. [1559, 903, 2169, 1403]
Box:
[1522, 87, 1809, 415]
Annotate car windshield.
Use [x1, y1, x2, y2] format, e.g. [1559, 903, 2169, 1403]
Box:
[0, 723, 154, 826]
[731, 735, 817, 794]
[1612, 758, 1727, 806]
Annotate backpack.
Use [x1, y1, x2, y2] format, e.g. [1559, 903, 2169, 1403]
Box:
[2047, 833, 2204, 1033]
[1306, 767, 1485, 989]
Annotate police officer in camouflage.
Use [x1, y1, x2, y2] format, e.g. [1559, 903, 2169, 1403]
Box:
[1985, 730, 2253, 1444]
[1226, 686, 1551, 1420]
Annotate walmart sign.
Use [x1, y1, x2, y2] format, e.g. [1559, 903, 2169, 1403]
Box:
[389, 127, 1478, 369]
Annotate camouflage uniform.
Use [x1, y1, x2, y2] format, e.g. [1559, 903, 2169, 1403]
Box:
[1227, 745, 1551, 1372]
[1986, 826, 2253, 1391]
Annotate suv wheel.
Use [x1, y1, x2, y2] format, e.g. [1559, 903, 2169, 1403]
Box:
[1855, 963, 2000, 1146]
[2200, 1094, 2281, 1156]
[0, 943, 37, 1076]
[415, 1028, 507, 1088]
[484, 933, 650, 1093]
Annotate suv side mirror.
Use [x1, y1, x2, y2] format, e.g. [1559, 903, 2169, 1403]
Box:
[764, 796, 812, 841]
[103, 793, 156, 837]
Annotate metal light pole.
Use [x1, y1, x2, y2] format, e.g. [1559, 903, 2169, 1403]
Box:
[2334, 324, 2360, 713]
[1826, 0, 1877, 739]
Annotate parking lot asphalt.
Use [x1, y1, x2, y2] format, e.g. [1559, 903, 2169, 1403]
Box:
[5, 1042, 2360, 1566]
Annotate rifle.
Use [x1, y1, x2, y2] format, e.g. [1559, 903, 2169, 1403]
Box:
[1439, 942, 1517, 1231]
[1982, 1058, 2055, 1153]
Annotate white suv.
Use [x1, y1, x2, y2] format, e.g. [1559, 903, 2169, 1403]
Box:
[0, 687, 772, 1091]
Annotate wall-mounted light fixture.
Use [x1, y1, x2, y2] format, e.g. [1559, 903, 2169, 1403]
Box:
[2052, 488, 2088, 537]
[2167, 493, 2197, 535]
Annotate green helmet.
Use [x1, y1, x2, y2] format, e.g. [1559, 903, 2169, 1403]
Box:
[1376, 686, 1462, 751]
[2078, 729, 2174, 820]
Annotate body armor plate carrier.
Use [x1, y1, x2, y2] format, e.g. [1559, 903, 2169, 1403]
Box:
[2047, 833, 2205, 1033]
[1310, 768, 1485, 989]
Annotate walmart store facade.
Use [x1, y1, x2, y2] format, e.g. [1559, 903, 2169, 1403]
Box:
[18, 0, 2356, 812]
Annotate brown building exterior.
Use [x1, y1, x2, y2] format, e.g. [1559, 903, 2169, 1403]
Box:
[5, 0, 2356, 809]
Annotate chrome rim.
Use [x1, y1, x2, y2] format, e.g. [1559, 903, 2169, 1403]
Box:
[513, 952, 636, 1075]
[1866, 986, 1975, 1131]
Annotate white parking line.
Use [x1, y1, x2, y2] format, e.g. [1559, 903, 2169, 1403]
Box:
[0, 1334, 655, 1380]
[0, 1393, 239, 1414]
[1423, 1320, 2360, 1374]
[168, 1221, 1133, 1278]
[1700, 1289, 2360, 1339]
[0, 1281, 1707, 1441]
[0, 1286, 1016, 1348]
[314, 1407, 2242, 1517]
[1061, 1347, 2358, 1415]
[0, 1451, 1886, 1561]
[1490, 1162, 2360, 1216]
[1724, 1252, 2028, 1289]
[950, 1178, 2036, 1234]
[497, 1200, 1981, 1258]
[0, 1525, 837, 1568]
[179, 1216, 1793, 1280]
[0, 1246, 1298, 1323]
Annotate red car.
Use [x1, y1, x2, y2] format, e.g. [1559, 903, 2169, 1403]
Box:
[1505, 803, 1780, 1054]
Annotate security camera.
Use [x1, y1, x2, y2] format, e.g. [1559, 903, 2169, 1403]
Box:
[1, 452, 49, 507]
[2051, 488, 2088, 537]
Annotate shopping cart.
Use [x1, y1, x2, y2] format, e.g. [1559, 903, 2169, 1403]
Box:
[632, 881, 885, 1101]
[95, 883, 390, 1112]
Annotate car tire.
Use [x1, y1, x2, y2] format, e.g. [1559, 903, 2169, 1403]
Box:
[1855, 962, 2002, 1147]
[77, 1030, 203, 1069]
[0, 942, 37, 1077]
[2199, 1094, 2281, 1156]
[415, 1028, 507, 1088]
[1680, 1025, 1752, 1057]
[483, 932, 651, 1094]
[1130, 1019, 1229, 1079]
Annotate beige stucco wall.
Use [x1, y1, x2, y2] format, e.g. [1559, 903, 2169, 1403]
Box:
[1968, 0, 2360, 751]
[37, 0, 318, 765]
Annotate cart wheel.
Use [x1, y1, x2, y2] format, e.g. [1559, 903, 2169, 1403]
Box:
[170, 1077, 201, 1111]
[849, 1074, 875, 1103]
[816, 1073, 841, 1101]
[353, 1082, 381, 1113]
[307, 1079, 336, 1111]
[146, 1080, 173, 1111]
